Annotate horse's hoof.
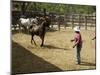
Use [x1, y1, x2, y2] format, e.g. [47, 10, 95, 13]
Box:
[40, 44, 43, 47]
[31, 43, 33, 45]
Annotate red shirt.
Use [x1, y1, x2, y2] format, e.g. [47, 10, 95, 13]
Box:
[74, 32, 82, 47]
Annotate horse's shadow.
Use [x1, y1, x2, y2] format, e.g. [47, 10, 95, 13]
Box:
[28, 44, 69, 50]
[43, 44, 69, 50]
[80, 61, 96, 66]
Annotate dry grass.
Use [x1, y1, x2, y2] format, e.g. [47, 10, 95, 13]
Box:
[12, 27, 96, 74]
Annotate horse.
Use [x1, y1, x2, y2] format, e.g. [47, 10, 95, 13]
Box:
[18, 17, 39, 33]
[29, 16, 51, 47]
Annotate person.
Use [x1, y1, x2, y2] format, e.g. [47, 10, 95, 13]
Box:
[33, 16, 39, 25]
[92, 36, 96, 40]
[71, 26, 82, 64]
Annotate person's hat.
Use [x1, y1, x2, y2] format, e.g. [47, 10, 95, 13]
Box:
[74, 26, 80, 32]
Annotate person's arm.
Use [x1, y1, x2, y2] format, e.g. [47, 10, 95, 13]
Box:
[71, 38, 75, 48]
[71, 34, 76, 42]
[73, 36, 80, 48]
[71, 39, 75, 42]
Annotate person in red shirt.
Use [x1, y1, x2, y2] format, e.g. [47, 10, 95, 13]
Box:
[71, 26, 82, 64]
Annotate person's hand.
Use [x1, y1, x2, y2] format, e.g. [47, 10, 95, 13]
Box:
[73, 45, 76, 48]
[71, 40, 74, 42]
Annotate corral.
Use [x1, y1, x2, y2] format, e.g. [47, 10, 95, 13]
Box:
[12, 27, 96, 74]
[11, 1, 96, 74]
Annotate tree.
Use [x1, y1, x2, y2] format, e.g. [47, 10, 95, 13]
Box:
[12, 1, 96, 15]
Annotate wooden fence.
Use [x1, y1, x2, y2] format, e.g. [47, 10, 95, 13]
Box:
[11, 11, 96, 31]
[50, 14, 96, 30]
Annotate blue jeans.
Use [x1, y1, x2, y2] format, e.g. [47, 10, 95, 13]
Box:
[76, 46, 81, 64]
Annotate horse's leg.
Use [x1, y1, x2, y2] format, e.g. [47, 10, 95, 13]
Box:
[23, 26, 27, 33]
[32, 37, 37, 46]
[27, 26, 30, 34]
[31, 34, 37, 46]
[40, 35, 45, 47]
[25, 25, 28, 34]
[24, 26, 27, 33]
[19, 23, 21, 33]
[27, 26, 29, 34]
[31, 34, 33, 45]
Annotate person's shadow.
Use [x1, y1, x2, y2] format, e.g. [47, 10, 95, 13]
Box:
[80, 61, 96, 66]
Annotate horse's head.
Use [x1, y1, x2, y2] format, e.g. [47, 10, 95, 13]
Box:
[44, 16, 51, 27]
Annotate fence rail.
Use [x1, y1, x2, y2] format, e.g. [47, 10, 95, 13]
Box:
[12, 11, 96, 31]
[50, 14, 96, 30]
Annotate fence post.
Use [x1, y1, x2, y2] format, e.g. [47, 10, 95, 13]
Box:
[64, 15, 66, 29]
[51, 22, 53, 28]
[85, 16, 87, 30]
[72, 15, 74, 29]
[79, 14, 81, 29]
[91, 15, 93, 29]
[51, 14, 54, 28]
[94, 15, 96, 30]
[57, 16, 60, 31]
[13, 24, 16, 31]
[58, 15, 61, 31]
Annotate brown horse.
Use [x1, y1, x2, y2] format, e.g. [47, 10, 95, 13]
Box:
[29, 16, 51, 47]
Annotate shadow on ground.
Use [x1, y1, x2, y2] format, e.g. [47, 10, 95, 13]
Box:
[12, 41, 62, 74]
[80, 61, 96, 66]
[43, 44, 69, 50]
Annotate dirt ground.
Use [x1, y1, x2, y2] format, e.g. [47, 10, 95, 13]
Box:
[12, 27, 96, 74]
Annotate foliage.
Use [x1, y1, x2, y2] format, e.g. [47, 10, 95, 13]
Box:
[12, 1, 96, 15]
